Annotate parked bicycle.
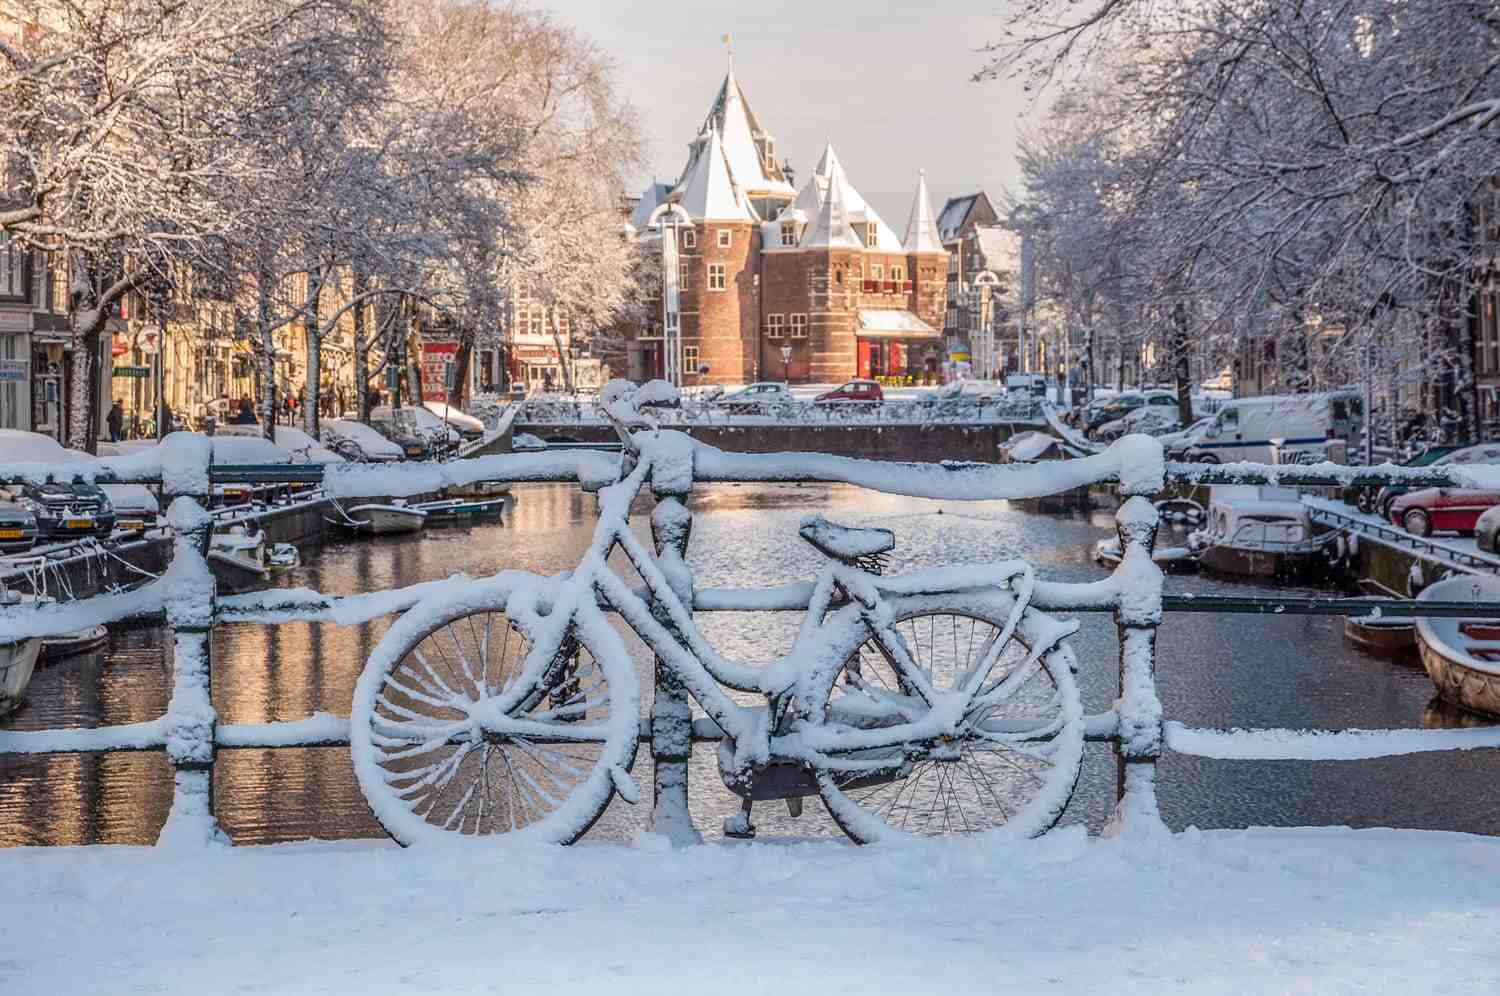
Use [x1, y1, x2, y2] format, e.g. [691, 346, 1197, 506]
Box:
[350, 384, 1085, 845]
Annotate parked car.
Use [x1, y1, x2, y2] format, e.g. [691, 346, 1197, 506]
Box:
[1371, 443, 1500, 520]
[1085, 391, 1179, 437]
[930, 380, 1003, 403]
[367, 405, 460, 459]
[717, 382, 793, 412]
[0, 500, 38, 552]
[815, 379, 884, 404]
[1476, 504, 1500, 554]
[1004, 373, 1049, 397]
[321, 419, 406, 462]
[1388, 486, 1500, 537]
[17, 478, 115, 541]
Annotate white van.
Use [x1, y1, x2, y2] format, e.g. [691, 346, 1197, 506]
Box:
[1172, 390, 1363, 464]
[1005, 373, 1048, 397]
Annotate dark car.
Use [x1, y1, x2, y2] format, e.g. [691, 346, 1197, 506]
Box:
[815, 379, 884, 404]
[0, 500, 38, 552]
[21, 477, 116, 541]
[1388, 486, 1500, 537]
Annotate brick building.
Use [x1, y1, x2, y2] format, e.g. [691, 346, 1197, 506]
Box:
[624, 62, 948, 385]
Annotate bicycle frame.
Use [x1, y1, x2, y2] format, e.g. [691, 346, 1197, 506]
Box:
[486, 436, 1065, 785]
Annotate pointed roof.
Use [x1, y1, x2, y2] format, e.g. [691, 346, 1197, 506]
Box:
[629, 181, 675, 231]
[676, 126, 754, 222]
[676, 61, 795, 199]
[800, 164, 862, 250]
[903, 171, 943, 253]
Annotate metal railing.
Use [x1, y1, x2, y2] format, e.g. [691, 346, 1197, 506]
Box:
[1, 436, 1499, 848]
[509, 396, 1047, 427]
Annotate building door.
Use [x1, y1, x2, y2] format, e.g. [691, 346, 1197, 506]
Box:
[857, 340, 872, 379]
[641, 342, 663, 381]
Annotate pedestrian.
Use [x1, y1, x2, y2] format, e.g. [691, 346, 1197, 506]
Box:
[232, 398, 256, 425]
[160, 401, 174, 435]
[106, 400, 124, 442]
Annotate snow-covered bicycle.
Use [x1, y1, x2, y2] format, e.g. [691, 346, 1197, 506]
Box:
[350, 384, 1085, 845]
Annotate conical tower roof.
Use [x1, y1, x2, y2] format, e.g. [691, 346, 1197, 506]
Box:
[676, 126, 754, 222]
[902, 170, 944, 253]
[677, 60, 794, 199]
[800, 163, 862, 250]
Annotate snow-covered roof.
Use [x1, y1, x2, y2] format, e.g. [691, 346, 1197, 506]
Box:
[322, 419, 404, 458]
[973, 225, 1018, 269]
[682, 63, 795, 199]
[936, 194, 978, 242]
[629, 182, 675, 230]
[422, 401, 484, 433]
[800, 164, 862, 250]
[902, 171, 943, 253]
[676, 126, 755, 223]
[856, 309, 940, 338]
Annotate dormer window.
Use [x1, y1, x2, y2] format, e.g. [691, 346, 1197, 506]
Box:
[779, 220, 797, 245]
[763, 138, 775, 165]
[865, 223, 879, 248]
[718, 229, 732, 248]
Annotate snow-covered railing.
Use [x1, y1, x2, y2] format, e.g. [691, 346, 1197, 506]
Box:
[509, 396, 1046, 427]
[2, 422, 1500, 848]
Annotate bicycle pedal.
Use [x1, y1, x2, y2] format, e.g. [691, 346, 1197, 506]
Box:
[785, 796, 803, 818]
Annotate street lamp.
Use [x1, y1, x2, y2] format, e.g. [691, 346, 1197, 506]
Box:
[780, 343, 792, 382]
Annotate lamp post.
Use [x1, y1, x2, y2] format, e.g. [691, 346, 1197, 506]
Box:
[780, 343, 791, 382]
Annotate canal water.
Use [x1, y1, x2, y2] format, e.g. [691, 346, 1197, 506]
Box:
[2, 483, 1497, 847]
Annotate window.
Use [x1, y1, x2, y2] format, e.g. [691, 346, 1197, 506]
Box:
[871, 264, 883, 281]
[0, 237, 27, 301]
[678, 261, 690, 290]
[866, 223, 879, 247]
[890, 266, 904, 282]
[765, 314, 785, 339]
[717, 229, 732, 248]
[684, 345, 699, 372]
[681, 228, 696, 249]
[790, 314, 808, 338]
[780, 220, 797, 245]
[707, 263, 726, 291]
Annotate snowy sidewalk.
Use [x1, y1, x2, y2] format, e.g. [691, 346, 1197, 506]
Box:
[5, 827, 1499, 995]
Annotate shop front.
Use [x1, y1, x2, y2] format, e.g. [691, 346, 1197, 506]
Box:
[855, 309, 943, 383]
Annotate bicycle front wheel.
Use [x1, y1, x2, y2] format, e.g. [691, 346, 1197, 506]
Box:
[812, 591, 1084, 843]
[350, 578, 640, 845]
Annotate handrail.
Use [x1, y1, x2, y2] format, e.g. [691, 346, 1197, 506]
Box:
[2, 433, 1499, 848]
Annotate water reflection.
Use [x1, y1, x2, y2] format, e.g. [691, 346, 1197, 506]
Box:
[2, 483, 1500, 847]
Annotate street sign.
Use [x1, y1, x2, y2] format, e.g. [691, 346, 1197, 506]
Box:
[112, 366, 151, 377]
[0, 359, 27, 382]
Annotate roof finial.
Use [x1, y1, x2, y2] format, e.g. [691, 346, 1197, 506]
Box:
[722, 33, 733, 73]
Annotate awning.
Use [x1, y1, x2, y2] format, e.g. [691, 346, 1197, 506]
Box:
[856, 309, 940, 340]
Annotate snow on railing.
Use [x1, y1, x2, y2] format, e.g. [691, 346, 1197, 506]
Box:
[510, 395, 1047, 427]
[0, 415, 1497, 849]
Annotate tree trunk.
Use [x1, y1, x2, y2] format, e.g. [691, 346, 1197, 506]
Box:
[258, 269, 277, 442]
[448, 325, 474, 409]
[302, 266, 323, 438]
[1172, 300, 1193, 427]
[352, 271, 368, 423]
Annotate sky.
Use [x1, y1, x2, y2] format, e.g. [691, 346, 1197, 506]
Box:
[560, 0, 1039, 228]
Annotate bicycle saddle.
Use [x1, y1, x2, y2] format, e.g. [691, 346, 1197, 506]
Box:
[798, 515, 896, 562]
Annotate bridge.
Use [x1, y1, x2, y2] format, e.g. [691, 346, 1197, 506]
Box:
[477, 395, 1051, 461]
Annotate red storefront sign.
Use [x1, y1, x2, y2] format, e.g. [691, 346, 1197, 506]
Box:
[420, 339, 459, 401]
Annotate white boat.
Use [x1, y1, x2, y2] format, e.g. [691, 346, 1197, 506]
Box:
[208, 525, 270, 590]
[0, 592, 43, 716]
[344, 502, 427, 535]
[1191, 489, 1332, 579]
[267, 543, 301, 572]
[42, 623, 109, 658]
[1415, 574, 1500, 718]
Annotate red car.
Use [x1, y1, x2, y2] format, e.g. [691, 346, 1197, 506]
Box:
[815, 379, 884, 404]
[1388, 487, 1500, 537]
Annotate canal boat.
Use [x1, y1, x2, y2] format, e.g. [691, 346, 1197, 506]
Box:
[0, 592, 43, 717]
[1342, 612, 1417, 659]
[343, 502, 428, 535]
[410, 496, 507, 521]
[1093, 537, 1199, 573]
[267, 543, 301, 573]
[1415, 574, 1500, 718]
[1192, 496, 1332, 579]
[207, 525, 270, 591]
[42, 623, 109, 658]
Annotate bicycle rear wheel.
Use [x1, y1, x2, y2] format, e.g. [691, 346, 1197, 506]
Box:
[350, 579, 640, 845]
[812, 592, 1084, 843]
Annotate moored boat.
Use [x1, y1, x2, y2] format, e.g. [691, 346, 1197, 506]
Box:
[207, 525, 270, 592]
[344, 502, 427, 535]
[1342, 613, 1417, 659]
[1192, 496, 1332, 580]
[1415, 574, 1500, 718]
[42, 623, 109, 659]
[0, 592, 43, 716]
[410, 496, 507, 520]
[267, 543, 301, 572]
[1093, 537, 1199, 573]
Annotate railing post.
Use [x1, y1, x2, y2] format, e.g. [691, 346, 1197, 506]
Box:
[156, 440, 225, 847]
[1105, 447, 1169, 838]
[647, 468, 702, 845]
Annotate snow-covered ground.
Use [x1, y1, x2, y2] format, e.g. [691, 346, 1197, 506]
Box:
[5, 827, 1500, 994]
